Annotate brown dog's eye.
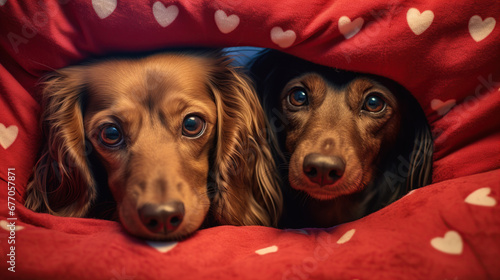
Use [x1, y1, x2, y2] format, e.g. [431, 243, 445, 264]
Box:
[182, 115, 206, 138]
[288, 87, 308, 107]
[99, 124, 123, 147]
[363, 94, 386, 113]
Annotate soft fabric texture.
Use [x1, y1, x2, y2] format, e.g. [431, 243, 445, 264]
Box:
[0, 0, 499, 279]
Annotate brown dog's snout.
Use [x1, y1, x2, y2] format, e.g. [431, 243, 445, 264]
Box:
[139, 201, 185, 234]
[303, 153, 345, 186]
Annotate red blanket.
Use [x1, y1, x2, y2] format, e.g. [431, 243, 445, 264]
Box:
[1, 0, 499, 279]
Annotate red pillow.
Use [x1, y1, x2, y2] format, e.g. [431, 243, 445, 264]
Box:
[0, 1, 498, 278]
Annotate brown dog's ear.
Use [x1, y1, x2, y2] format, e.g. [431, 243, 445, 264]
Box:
[208, 57, 283, 227]
[25, 67, 96, 217]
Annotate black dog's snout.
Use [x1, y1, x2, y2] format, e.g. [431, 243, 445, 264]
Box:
[303, 153, 345, 186]
[139, 201, 185, 234]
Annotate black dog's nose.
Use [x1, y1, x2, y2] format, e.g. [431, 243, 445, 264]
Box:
[139, 201, 185, 234]
[303, 153, 345, 186]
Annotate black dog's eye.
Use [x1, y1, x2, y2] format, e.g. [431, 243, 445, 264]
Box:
[288, 87, 308, 107]
[99, 124, 123, 147]
[363, 94, 386, 113]
[182, 115, 206, 138]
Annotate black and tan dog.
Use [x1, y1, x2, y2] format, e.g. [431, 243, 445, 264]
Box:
[250, 50, 432, 228]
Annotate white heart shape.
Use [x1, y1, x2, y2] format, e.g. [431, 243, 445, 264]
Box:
[406, 8, 434, 35]
[430, 99, 456, 116]
[338, 16, 364, 39]
[431, 231, 463, 255]
[214, 10, 240, 34]
[270, 27, 296, 48]
[153, 2, 179, 28]
[465, 187, 496, 207]
[0, 0, 8, 7]
[255, 245, 278, 255]
[146, 241, 178, 253]
[0, 220, 24, 231]
[337, 229, 355, 244]
[406, 189, 416, 196]
[0, 123, 18, 149]
[92, 0, 117, 19]
[469, 15, 496, 42]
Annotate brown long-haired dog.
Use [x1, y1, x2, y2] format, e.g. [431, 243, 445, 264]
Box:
[25, 49, 282, 240]
[250, 50, 432, 228]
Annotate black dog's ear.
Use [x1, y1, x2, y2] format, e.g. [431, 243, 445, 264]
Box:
[398, 83, 434, 193]
[406, 116, 433, 190]
[247, 50, 292, 160]
[359, 76, 433, 213]
[248, 49, 299, 104]
[25, 67, 97, 218]
[248, 50, 279, 116]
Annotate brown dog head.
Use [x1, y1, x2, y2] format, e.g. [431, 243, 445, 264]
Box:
[25, 50, 282, 240]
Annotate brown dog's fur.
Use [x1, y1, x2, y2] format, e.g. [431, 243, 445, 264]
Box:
[25, 50, 282, 240]
[250, 50, 432, 228]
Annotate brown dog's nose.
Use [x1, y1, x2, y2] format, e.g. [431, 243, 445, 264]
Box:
[303, 153, 345, 186]
[139, 201, 185, 234]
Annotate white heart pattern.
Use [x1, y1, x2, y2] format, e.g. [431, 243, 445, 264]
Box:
[0, 123, 18, 149]
[406, 8, 434, 35]
[431, 231, 463, 255]
[153, 2, 179, 28]
[430, 99, 456, 116]
[92, 0, 117, 19]
[338, 16, 364, 39]
[146, 241, 178, 253]
[270, 27, 296, 48]
[255, 245, 278, 255]
[465, 187, 496, 207]
[406, 189, 416, 196]
[215, 10, 240, 34]
[0, 220, 25, 231]
[337, 229, 355, 244]
[469, 15, 496, 42]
